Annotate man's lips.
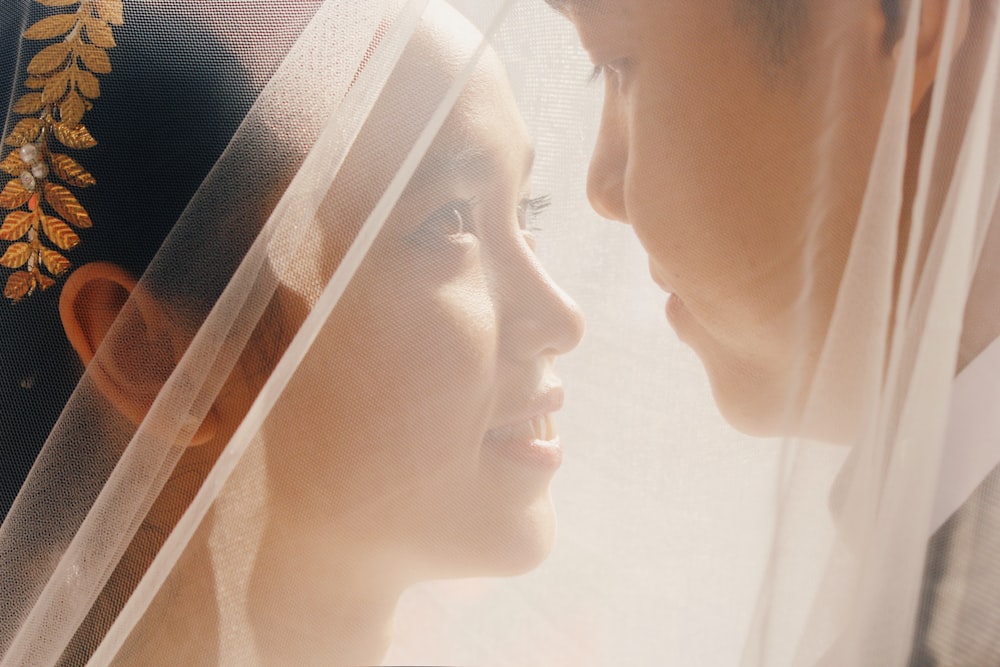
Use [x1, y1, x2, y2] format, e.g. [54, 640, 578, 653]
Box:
[648, 259, 674, 294]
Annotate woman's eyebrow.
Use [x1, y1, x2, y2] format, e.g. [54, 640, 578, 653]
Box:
[408, 144, 535, 192]
[405, 146, 495, 193]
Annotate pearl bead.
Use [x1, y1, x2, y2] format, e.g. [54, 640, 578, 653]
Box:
[19, 144, 38, 163]
[30, 162, 48, 179]
[19, 171, 36, 191]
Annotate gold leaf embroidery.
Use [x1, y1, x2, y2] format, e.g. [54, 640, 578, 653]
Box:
[0, 243, 32, 269]
[42, 69, 70, 104]
[23, 13, 77, 40]
[4, 271, 34, 302]
[0, 211, 34, 241]
[73, 68, 100, 98]
[77, 43, 111, 74]
[50, 154, 95, 187]
[0, 152, 27, 177]
[84, 19, 115, 48]
[44, 183, 91, 228]
[27, 42, 72, 75]
[60, 90, 85, 126]
[73, 69, 101, 99]
[96, 0, 124, 26]
[3, 0, 121, 301]
[12, 93, 44, 114]
[4, 118, 44, 147]
[41, 215, 80, 250]
[53, 122, 97, 149]
[0, 181, 32, 210]
[40, 248, 70, 276]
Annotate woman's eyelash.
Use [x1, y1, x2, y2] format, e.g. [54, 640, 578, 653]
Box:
[408, 197, 478, 246]
[520, 194, 552, 232]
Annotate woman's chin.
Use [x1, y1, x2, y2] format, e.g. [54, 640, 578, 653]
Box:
[488, 500, 558, 576]
[416, 493, 558, 580]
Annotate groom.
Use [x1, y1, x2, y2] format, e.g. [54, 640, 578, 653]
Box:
[548, 0, 1000, 664]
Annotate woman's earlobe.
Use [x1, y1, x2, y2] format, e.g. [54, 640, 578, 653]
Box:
[59, 261, 218, 446]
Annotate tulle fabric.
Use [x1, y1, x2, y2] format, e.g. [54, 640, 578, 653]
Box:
[0, 0, 998, 665]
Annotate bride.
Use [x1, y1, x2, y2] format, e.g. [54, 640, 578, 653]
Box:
[0, 1, 581, 664]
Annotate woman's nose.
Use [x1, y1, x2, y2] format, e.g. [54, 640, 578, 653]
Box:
[500, 254, 585, 360]
[586, 87, 629, 224]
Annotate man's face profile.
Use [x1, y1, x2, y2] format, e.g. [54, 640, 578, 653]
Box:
[556, 0, 927, 438]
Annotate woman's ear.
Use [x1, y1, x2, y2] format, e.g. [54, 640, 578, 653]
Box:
[903, 0, 971, 115]
[60, 262, 135, 368]
[59, 262, 218, 446]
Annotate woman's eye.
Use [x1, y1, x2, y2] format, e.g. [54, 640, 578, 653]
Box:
[409, 199, 475, 245]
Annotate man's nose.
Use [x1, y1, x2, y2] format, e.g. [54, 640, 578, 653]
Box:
[586, 91, 629, 223]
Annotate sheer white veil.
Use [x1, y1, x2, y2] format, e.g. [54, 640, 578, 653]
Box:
[2, 0, 1000, 665]
[0, 0, 466, 662]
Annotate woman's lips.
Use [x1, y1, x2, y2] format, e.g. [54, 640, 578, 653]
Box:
[483, 413, 556, 445]
[482, 389, 564, 468]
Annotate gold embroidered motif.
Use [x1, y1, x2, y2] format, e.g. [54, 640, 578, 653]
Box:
[1, 0, 122, 302]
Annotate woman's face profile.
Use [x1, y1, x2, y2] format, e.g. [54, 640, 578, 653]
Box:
[265, 1, 585, 582]
[560, 0, 894, 436]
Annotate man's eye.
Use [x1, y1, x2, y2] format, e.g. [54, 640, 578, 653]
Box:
[590, 58, 632, 85]
[409, 199, 476, 246]
[518, 194, 551, 233]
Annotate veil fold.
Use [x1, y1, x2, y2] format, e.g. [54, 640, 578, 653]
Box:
[2, 0, 1000, 665]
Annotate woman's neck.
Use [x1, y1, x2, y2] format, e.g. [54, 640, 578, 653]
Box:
[246, 514, 404, 665]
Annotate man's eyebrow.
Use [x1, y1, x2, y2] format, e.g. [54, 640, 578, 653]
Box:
[544, 0, 591, 14]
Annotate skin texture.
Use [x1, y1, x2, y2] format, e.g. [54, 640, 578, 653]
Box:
[61, 2, 583, 663]
[249, 8, 584, 661]
[254, 10, 585, 659]
[265, 0, 583, 582]
[558, 0, 964, 438]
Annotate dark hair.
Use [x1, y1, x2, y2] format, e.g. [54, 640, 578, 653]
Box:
[0, 4, 258, 518]
[735, 0, 904, 64]
[543, 0, 904, 65]
[882, 0, 904, 47]
[0, 4, 325, 661]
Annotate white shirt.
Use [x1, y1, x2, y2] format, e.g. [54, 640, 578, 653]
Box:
[932, 334, 1000, 533]
[917, 335, 1000, 666]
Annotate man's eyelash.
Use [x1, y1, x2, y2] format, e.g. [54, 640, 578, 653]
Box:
[522, 194, 552, 232]
[589, 58, 632, 85]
